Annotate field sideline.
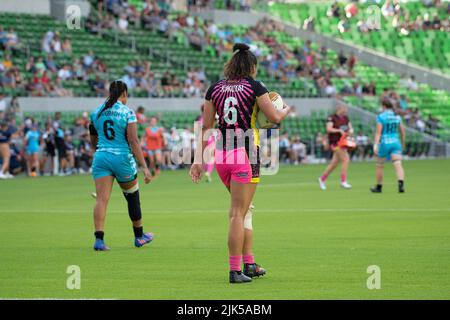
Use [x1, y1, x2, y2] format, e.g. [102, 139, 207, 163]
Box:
[0, 160, 449, 299]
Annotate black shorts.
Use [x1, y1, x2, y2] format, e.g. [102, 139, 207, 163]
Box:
[45, 147, 56, 157]
[55, 138, 67, 158]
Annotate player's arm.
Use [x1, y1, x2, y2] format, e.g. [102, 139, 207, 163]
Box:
[348, 121, 354, 135]
[190, 99, 215, 183]
[399, 122, 406, 150]
[127, 122, 152, 184]
[88, 123, 98, 151]
[326, 121, 342, 134]
[373, 123, 383, 156]
[257, 93, 290, 124]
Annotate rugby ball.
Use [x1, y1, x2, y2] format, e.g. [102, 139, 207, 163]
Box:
[257, 92, 284, 129]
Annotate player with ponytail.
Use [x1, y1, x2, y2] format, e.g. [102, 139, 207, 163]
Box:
[190, 44, 291, 283]
[89, 80, 153, 251]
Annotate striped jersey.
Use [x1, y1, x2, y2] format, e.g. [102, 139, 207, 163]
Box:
[205, 77, 268, 150]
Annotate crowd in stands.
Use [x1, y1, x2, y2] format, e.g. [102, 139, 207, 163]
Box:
[187, 0, 252, 11]
[326, 0, 450, 34]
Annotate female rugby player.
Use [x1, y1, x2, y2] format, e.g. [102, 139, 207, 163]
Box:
[142, 116, 164, 177]
[24, 124, 41, 177]
[370, 99, 406, 193]
[190, 43, 291, 283]
[89, 80, 153, 251]
[318, 104, 354, 190]
[0, 121, 14, 179]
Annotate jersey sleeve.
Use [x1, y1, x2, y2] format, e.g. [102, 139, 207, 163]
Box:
[205, 83, 216, 101]
[127, 109, 137, 124]
[326, 116, 334, 123]
[376, 114, 383, 125]
[252, 80, 269, 97]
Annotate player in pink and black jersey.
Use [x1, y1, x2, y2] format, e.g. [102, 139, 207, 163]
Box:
[190, 43, 290, 283]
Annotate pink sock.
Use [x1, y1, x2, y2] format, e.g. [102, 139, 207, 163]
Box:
[320, 174, 328, 182]
[243, 254, 255, 265]
[229, 255, 242, 271]
[341, 174, 347, 182]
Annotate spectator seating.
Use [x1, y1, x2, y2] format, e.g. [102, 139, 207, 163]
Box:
[267, 2, 450, 73]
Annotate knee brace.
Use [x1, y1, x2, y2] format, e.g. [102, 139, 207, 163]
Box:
[244, 204, 254, 231]
[122, 184, 142, 221]
[392, 159, 402, 165]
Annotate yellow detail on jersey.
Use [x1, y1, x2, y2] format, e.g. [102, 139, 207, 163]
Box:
[251, 102, 260, 147]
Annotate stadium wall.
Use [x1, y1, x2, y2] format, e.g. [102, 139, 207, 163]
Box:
[15, 97, 335, 115]
[195, 9, 267, 26]
[0, 0, 51, 14]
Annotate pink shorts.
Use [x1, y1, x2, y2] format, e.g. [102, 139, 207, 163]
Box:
[215, 147, 260, 188]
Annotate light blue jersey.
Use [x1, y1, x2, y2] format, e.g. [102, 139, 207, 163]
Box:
[377, 110, 402, 144]
[90, 101, 138, 182]
[377, 110, 403, 159]
[26, 130, 40, 154]
[90, 101, 137, 155]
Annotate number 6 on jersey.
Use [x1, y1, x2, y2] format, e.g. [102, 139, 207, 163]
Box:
[224, 97, 238, 125]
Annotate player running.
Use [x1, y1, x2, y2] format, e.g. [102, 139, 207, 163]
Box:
[318, 104, 354, 190]
[142, 116, 164, 177]
[190, 43, 290, 283]
[89, 80, 153, 251]
[371, 99, 406, 193]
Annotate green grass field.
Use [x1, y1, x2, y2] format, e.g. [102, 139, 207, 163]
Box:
[0, 160, 449, 299]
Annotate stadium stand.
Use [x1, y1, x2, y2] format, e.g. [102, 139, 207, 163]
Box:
[267, 1, 450, 73]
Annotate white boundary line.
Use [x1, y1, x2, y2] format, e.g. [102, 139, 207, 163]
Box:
[0, 208, 447, 214]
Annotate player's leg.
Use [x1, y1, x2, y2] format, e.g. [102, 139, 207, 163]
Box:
[148, 150, 156, 175]
[118, 179, 152, 247]
[337, 148, 352, 188]
[26, 152, 33, 176]
[391, 154, 405, 193]
[318, 149, 339, 190]
[32, 153, 39, 176]
[228, 180, 256, 283]
[154, 150, 162, 176]
[242, 202, 266, 278]
[40, 153, 47, 175]
[370, 157, 385, 193]
[117, 154, 153, 247]
[93, 175, 114, 251]
[0, 143, 11, 178]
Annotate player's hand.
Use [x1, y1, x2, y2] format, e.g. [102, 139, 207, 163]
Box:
[190, 164, 204, 183]
[143, 168, 152, 184]
[373, 144, 379, 156]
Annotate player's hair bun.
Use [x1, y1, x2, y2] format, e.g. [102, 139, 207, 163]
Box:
[233, 43, 250, 53]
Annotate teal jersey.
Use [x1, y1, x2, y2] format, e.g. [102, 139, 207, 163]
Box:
[90, 101, 137, 155]
[26, 130, 40, 149]
[377, 110, 402, 144]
